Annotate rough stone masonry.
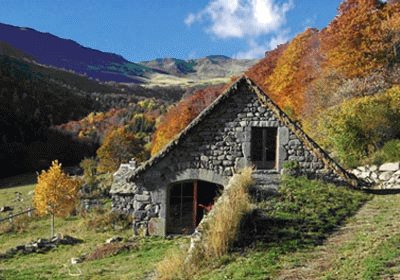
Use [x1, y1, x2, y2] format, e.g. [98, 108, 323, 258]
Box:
[110, 77, 357, 236]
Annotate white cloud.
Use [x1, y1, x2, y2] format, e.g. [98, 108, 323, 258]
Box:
[185, 0, 293, 39]
[185, 0, 293, 59]
[234, 31, 289, 59]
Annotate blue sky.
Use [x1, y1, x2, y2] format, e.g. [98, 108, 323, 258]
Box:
[0, 0, 342, 61]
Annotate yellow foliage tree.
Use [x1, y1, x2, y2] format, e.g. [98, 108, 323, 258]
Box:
[33, 160, 80, 237]
[266, 28, 321, 117]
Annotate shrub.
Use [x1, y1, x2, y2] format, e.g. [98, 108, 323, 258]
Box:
[85, 242, 138, 261]
[313, 86, 400, 167]
[83, 209, 132, 232]
[0, 214, 34, 234]
[80, 157, 97, 186]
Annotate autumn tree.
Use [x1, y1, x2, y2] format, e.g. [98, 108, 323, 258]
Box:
[266, 28, 322, 118]
[245, 42, 288, 91]
[151, 85, 225, 155]
[33, 160, 80, 237]
[320, 0, 390, 78]
[96, 127, 149, 173]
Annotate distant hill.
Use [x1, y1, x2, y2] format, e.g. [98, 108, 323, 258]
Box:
[0, 23, 157, 83]
[0, 23, 256, 86]
[140, 55, 257, 81]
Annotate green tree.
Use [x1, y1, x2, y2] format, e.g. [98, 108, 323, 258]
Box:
[97, 127, 148, 173]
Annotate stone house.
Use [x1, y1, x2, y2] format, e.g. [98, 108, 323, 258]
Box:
[110, 76, 359, 236]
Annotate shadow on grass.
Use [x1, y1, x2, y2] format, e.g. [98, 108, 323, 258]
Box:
[363, 189, 400, 195]
[236, 211, 338, 251]
[234, 176, 370, 253]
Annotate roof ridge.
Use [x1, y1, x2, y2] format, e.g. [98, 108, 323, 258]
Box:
[128, 74, 360, 188]
[243, 76, 359, 188]
[129, 75, 247, 179]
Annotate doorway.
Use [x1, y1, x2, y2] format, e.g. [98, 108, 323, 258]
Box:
[167, 180, 223, 234]
[251, 127, 278, 169]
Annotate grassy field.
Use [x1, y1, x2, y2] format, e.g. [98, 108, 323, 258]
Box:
[1, 174, 400, 279]
[0, 174, 185, 280]
[0, 173, 36, 215]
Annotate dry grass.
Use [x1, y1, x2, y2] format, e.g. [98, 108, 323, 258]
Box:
[155, 247, 188, 280]
[155, 167, 254, 280]
[203, 167, 253, 258]
[85, 242, 138, 261]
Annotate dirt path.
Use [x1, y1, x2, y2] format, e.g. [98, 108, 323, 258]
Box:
[276, 194, 400, 280]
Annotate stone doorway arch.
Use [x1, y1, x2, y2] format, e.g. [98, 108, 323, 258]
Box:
[166, 179, 223, 235]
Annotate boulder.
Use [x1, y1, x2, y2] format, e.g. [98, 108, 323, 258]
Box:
[379, 162, 399, 172]
[379, 171, 393, 181]
[105, 236, 123, 244]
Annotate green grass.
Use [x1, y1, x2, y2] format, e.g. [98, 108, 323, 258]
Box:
[0, 173, 36, 216]
[0, 173, 185, 280]
[2, 174, 400, 279]
[193, 176, 370, 279]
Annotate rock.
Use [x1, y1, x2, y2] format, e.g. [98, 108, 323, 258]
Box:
[379, 171, 393, 181]
[357, 166, 367, 172]
[0, 206, 13, 212]
[360, 171, 371, 179]
[369, 165, 378, 172]
[71, 257, 83, 265]
[370, 172, 378, 179]
[57, 235, 83, 245]
[148, 218, 165, 236]
[134, 210, 146, 220]
[105, 236, 123, 244]
[135, 194, 151, 203]
[379, 162, 400, 172]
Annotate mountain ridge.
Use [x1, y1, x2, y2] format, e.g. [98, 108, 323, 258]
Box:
[0, 22, 257, 86]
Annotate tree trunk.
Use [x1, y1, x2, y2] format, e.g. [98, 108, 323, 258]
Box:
[51, 212, 55, 238]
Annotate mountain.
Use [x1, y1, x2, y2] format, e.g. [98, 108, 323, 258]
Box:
[0, 23, 156, 83]
[140, 55, 257, 81]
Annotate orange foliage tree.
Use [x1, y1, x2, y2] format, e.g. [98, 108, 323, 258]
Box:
[320, 0, 398, 78]
[266, 28, 322, 117]
[151, 85, 225, 155]
[33, 160, 80, 237]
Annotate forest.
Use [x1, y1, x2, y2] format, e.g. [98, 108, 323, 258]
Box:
[150, 0, 400, 168]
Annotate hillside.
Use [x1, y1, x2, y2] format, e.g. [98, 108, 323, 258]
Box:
[140, 55, 257, 87]
[0, 23, 255, 87]
[150, 0, 400, 168]
[0, 46, 186, 178]
[0, 23, 156, 83]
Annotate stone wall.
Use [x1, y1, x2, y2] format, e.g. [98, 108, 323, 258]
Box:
[350, 162, 400, 189]
[111, 82, 346, 235]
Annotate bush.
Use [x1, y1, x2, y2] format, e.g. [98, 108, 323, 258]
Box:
[313, 86, 400, 167]
[85, 242, 138, 261]
[0, 214, 36, 234]
[80, 157, 97, 186]
[83, 209, 133, 232]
